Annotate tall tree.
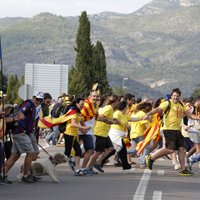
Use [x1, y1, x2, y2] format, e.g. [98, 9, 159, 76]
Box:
[6, 75, 21, 104]
[69, 11, 93, 97]
[92, 41, 111, 95]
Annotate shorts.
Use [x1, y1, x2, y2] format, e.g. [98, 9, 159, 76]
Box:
[184, 137, 194, 152]
[12, 132, 36, 155]
[95, 135, 113, 152]
[29, 133, 39, 154]
[79, 135, 94, 151]
[163, 130, 185, 150]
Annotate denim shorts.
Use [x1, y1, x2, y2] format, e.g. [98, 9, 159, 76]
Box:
[79, 135, 94, 151]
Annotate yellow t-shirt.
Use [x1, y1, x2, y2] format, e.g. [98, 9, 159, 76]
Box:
[111, 110, 128, 132]
[126, 104, 136, 116]
[130, 110, 149, 139]
[65, 113, 81, 136]
[94, 105, 114, 137]
[159, 100, 186, 130]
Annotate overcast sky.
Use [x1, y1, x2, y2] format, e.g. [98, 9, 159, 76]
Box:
[0, 0, 152, 18]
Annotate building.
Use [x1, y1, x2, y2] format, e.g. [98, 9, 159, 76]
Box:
[25, 63, 68, 99]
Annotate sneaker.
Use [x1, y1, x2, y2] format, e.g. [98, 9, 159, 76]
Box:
[93, 163, 104, 173]
[174, 163, 181, 171]
[87, 168, 99, 175]
[0, 175, 7, 185]
[123, 168, 135, 174]
[74, 169, 83, 176]
[145, 155, 154, 170]
[179, 168, 194, 176]
[1, 175, 12, 184]
[187, 158, 193, 171]
[21, 175, 38, 183]
[68, 158, 76, 171]
[80, 169, 93, 176]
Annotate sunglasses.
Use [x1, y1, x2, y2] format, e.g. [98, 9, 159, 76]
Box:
[36, 98, 43, 103]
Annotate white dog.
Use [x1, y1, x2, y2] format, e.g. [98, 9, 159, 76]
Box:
[17, 153, 67, 183]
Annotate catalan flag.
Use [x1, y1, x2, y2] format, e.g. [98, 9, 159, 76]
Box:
[38, 109, 77, 129]
[81, 97, 96, 121]
[136, 113, 162, 155]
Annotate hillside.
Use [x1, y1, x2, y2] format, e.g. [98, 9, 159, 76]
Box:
[1, 0, 200, 98]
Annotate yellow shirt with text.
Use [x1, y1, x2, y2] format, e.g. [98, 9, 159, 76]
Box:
[159, 100, 186, 130]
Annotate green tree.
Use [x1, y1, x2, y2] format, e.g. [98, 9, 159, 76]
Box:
[69, 11, 93, 97]
[6, 75, 21, 104]
[92, 41, 111, 95]
[0, 70, 8, 93]
[192, 86, 200, 98]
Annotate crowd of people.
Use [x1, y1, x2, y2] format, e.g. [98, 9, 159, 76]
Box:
[1, 86, 200, 185]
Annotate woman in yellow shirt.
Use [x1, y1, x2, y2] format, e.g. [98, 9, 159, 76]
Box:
[130, 101, 152, 168]
[109, 101, 145, 172]
[63, 98, 90, 176]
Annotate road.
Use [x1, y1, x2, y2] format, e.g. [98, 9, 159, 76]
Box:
[1, 140, 200, 200]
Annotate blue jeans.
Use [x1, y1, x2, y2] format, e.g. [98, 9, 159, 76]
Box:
[191, 153, 200, 164]
[45, 126, 59, 145]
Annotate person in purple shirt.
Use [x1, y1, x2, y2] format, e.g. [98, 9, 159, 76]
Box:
[2, 91, 44, 183]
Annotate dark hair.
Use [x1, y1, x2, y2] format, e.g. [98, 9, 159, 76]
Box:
[124, 93, 135, 101]
[136, 98, 142, 104]
[44, 93, 52, 100]
[65, 97, 84, 113]
[117, 101, 127, 111]
[153, 97, 164, 108]
[171, 88, 181, 97]
[135, 102, 152, 113]
[107, 95, 118, 105]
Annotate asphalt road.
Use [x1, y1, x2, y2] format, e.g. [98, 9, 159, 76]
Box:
[1, 140, 200, 200]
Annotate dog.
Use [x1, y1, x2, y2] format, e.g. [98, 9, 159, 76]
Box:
[17, 153, 67, 183]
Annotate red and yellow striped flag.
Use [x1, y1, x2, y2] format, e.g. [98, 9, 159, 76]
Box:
[136, 113, 162, 155]
[38, 109, 77, 129]
[81, 97, 96, 121]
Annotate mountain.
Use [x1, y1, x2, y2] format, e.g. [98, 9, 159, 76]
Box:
[136, 0, 200, 15]
[1, 0, 200, 98]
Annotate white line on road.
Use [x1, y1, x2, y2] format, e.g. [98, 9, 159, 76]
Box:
[152, 191, 162, 200]
[133, 169, 152, 200]
[157, 170, 164, 176]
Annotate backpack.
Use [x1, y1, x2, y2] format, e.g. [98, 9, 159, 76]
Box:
[6, 99, 34, 131]
[163, 100, 184, 117]
[51, 103, 64, 118]
[58, 105, 71, 133]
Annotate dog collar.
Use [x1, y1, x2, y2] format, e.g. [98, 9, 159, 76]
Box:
[49, 156, 58, 165]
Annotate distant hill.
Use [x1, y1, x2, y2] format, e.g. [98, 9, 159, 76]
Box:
[1, 0, 200, 98]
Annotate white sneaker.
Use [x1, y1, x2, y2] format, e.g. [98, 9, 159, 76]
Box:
[174, 163, 181, 171]
[123, 168, 135, 174]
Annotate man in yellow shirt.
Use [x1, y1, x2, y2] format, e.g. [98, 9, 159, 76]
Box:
[144, 88, 200, 176]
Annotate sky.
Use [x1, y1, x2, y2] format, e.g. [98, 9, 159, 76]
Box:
[0, 0, 152, 18]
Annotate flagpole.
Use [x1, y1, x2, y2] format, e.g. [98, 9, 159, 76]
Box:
[0, 35, 6, 178]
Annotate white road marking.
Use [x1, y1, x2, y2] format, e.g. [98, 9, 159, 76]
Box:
[157, 170, 164, 175]
[152, 191, 162, 200]
[133, 169, 152, 200]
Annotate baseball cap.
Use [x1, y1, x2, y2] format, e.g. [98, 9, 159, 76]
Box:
[33, 91, 44, 99]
